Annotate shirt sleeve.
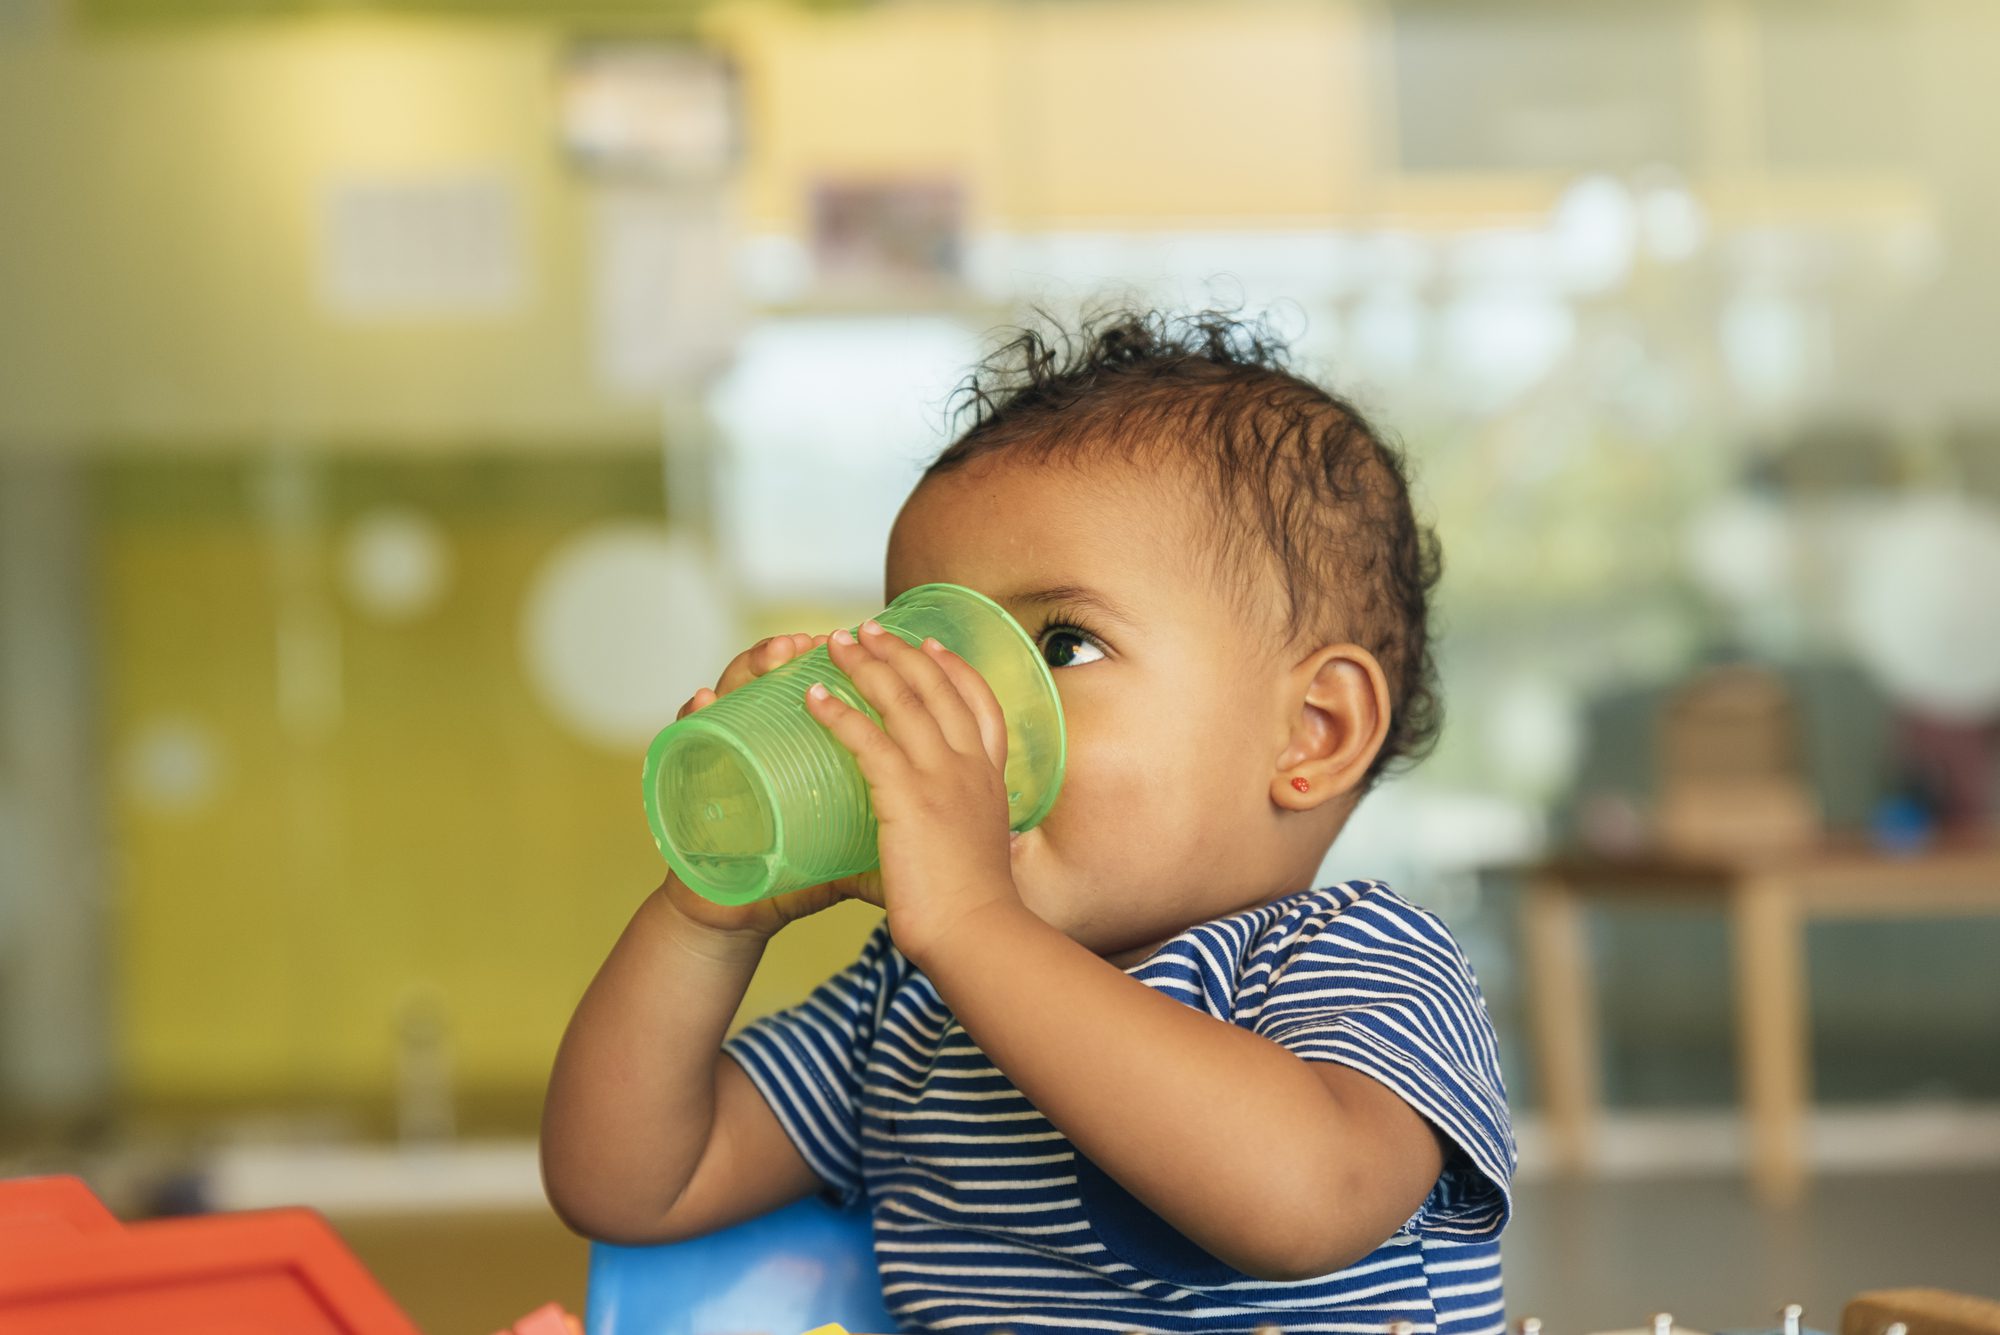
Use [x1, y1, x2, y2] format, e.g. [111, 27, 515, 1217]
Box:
[720, 920, 898, 1210]
[1249, 885, 1516, 1241]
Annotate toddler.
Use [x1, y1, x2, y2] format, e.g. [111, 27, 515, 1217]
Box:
[542, 307, 1514, 1335]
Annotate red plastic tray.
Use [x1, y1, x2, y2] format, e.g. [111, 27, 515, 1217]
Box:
[0, 1174, 422, 1334]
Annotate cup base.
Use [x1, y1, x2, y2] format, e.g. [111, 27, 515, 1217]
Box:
[672, 848, 778, 904]
[648, 727, 783, 905]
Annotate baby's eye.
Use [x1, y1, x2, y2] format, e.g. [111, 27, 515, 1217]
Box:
[1037, 622, 1106, 669]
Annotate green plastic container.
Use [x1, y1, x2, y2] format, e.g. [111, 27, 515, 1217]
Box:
[642, 582, 1067, 906]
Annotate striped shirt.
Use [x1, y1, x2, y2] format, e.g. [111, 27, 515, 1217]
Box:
[723, 880, 1514, 1335]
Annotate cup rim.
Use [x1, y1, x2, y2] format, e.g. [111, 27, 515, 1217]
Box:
[638, 579, 1068, 904]
[886, 580, 1068, 835]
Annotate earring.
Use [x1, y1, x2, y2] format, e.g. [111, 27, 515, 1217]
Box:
[1290, 777, 1311, 793]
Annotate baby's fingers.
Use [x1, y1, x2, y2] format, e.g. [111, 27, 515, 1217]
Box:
[687, 631, 832, 721]
[921, 639, 1009, 773]
[715, 632, 817, 698]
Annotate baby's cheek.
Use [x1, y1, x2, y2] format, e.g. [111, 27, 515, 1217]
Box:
[1068, 740, 1184, 822]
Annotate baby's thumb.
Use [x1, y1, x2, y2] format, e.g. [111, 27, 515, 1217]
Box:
[833, 865, 886, 909]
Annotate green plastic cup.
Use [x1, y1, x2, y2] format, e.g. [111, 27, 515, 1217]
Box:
[641, 582, 1067, 906]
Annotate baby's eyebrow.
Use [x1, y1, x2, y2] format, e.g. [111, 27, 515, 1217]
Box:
[998, 583, 1139, 629]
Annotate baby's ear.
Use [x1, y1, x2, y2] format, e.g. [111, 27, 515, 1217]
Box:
[1276, 645, 1390, 804]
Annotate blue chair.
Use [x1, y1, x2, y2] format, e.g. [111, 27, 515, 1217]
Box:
[585, 1195, 899, 1335]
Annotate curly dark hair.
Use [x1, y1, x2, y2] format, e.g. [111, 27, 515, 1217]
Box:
[920, 304, 1445, 797]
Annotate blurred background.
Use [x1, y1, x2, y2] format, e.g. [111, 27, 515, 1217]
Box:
[3, 0, 1999, 1328]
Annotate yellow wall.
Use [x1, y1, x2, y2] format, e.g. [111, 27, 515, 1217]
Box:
[706, 0, 1369, 231]
[0, 1, 1382, 447]
[94, 454, 883, 1116]
[0, 14, 659, 447]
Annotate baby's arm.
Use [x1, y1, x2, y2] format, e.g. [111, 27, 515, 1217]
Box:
[540, 879, 820, 1244]
[912, 902, 1447, 1281]
[544, 631, 853, 1243]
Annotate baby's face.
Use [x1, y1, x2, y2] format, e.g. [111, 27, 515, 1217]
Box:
[884, 453, 1314, 966]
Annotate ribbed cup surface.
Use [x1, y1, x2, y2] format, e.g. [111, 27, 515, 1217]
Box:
[647, 646, 877, 905]
[642, 583, 1065, 906]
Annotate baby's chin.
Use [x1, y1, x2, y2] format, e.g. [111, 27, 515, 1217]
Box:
[1009, 863, 1169, 966]
[1005, 841, 1093, 941]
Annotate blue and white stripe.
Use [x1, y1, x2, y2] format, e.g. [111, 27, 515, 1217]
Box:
[724, 880, 1514, 1335]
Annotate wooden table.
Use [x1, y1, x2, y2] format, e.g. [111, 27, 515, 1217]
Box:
[1502, 831, 2000, 1207]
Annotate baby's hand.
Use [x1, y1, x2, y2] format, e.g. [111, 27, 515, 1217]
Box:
[658, 632, 884, 942]
[807, 620, 1021, 963]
